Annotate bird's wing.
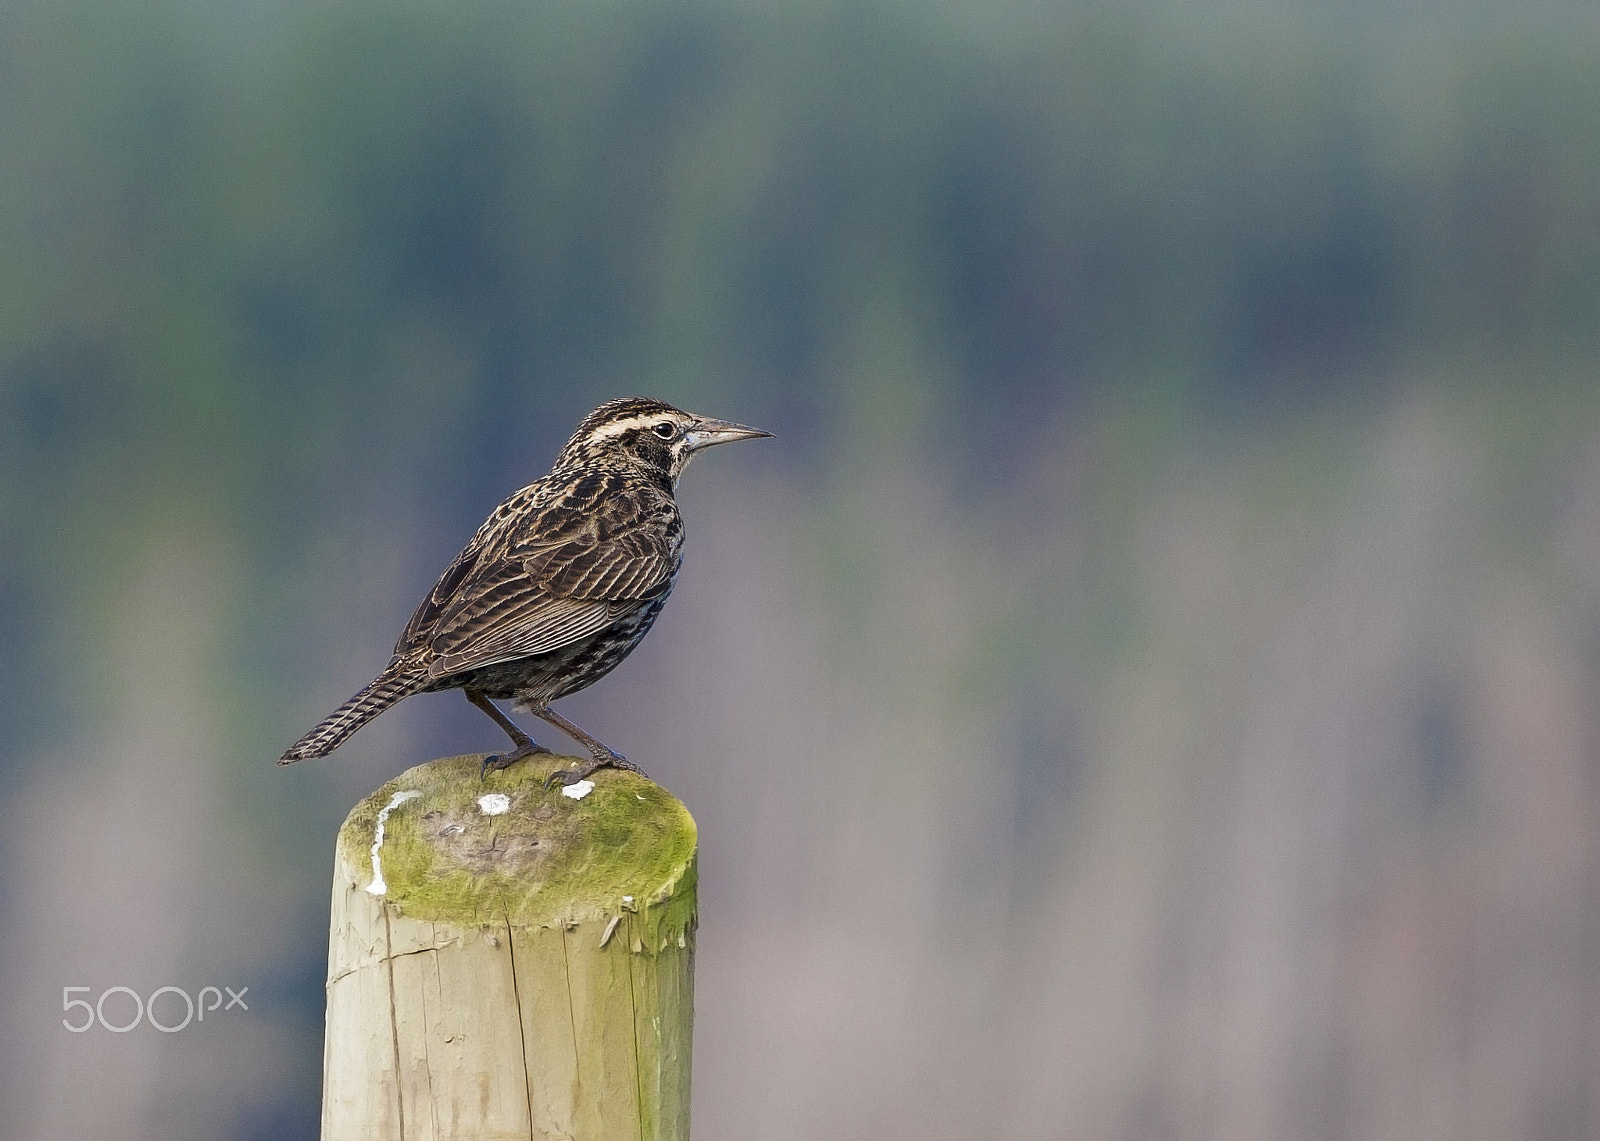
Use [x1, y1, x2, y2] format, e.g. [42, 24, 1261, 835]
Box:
[395, 534, 487, 657]
[420, 476, 679, 677]
[393, 483, 540, 657]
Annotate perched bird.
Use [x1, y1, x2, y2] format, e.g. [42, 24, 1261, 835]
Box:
[279, 396, 771, 784]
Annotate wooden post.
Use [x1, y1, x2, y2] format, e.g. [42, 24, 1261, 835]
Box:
[321, 753, 697, 1141]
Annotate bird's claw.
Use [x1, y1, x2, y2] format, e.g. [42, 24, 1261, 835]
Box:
[543, 752, 647, 790]
[479, 742, 552, 780]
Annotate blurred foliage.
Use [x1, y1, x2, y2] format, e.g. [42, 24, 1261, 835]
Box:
[2, 1, 1596, 646]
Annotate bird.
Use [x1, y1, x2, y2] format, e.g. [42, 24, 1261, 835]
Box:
[279, 396, 771, 785]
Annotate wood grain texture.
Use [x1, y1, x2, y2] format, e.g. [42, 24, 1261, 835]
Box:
[322, 754, 697, 1141]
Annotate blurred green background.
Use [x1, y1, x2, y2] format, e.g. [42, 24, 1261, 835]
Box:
[5, 1, 1600, 1137]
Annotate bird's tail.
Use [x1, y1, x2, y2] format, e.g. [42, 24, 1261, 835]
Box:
[278, 666, 428, 764]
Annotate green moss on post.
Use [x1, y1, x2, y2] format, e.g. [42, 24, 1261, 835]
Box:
[322, 754, 697, 1141]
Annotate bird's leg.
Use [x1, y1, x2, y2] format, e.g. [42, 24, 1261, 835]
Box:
[530, 705, 647, 787]
[466, 690, 553, 778]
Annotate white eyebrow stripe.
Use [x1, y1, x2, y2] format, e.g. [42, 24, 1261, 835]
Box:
[585, 415, 664, 444]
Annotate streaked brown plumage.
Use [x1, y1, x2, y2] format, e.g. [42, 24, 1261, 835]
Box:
[279, 396, 771, 783]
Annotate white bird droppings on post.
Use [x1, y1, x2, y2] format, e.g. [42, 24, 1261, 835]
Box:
[366, 790, 422, 896]
[561, 780, 596, 800]
[477, 793, 511, 816]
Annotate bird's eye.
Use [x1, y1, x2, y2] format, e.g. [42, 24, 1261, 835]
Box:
[652, 422, 677, 440]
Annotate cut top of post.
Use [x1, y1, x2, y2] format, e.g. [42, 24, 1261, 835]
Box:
[334, 753, 697, 947]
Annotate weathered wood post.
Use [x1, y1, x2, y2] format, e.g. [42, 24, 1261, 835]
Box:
[322, 753, 697, 1141]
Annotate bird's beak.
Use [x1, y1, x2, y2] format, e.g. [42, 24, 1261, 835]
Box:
[684, 417, 775, 452]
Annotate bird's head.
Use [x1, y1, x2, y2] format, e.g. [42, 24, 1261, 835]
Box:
[554, 397, 773, 484]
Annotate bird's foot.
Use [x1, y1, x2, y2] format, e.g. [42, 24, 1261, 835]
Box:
[543, 751, 647, 789]
[480, 742, 554, 780]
